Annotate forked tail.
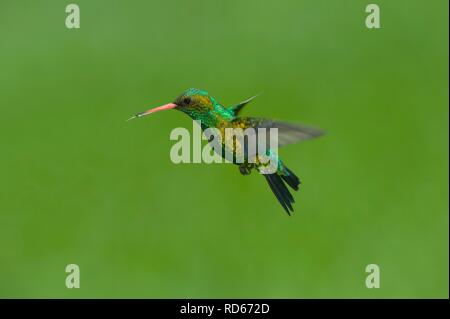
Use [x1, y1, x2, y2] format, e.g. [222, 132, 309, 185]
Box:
[264, 166, 300, 215]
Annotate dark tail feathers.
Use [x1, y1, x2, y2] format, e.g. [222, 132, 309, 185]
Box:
[281, 166, 300, 191]
[264, 167, 300, 215]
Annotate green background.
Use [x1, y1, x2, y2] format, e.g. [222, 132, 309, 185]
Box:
[0, 0, 448, 298]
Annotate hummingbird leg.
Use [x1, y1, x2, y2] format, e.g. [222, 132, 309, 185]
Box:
[239, 164, 253, 176]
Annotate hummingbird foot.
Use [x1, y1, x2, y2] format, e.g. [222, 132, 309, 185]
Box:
[239, 164, 253, 176]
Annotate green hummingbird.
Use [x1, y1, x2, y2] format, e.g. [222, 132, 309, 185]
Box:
[128, 88, 323, 215]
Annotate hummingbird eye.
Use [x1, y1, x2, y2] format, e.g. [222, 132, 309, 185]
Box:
[183, 97, 191, 105]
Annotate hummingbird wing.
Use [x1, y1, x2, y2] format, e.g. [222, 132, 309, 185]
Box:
[229, 95, 258, 116]
[255, 119, 324, 147]
[232, 117, 323, 150]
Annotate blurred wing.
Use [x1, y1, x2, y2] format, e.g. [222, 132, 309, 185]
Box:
[256, 119, 324, 147]
[229, 117, 323, 159]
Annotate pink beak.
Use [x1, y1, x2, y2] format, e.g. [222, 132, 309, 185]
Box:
[127, 102, 177, 121]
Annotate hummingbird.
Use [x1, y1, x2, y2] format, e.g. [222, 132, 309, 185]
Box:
[128, 88, 323, 215]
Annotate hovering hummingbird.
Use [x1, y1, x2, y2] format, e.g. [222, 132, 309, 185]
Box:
[128, 88, 323, 215]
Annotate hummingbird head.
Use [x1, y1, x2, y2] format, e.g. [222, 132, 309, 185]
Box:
[173, 88, 216, 117]
[127, 88, 216, 121]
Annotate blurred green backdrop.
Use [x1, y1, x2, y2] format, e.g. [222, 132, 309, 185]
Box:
[0, 0, 448, 298]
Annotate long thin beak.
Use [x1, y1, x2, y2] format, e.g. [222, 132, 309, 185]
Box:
[127, 102, 177, 121]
